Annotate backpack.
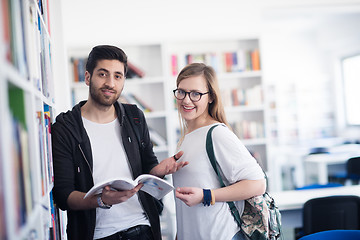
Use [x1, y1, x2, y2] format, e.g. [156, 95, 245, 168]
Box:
[206, 124, 282, 240]
[123, 103, 164, 215]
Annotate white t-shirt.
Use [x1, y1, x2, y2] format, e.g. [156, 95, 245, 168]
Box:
[82, 117, 150, 239]
[172, 123, 264, 240]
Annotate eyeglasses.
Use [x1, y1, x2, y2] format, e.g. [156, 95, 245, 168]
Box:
[173, 89, 209, 102]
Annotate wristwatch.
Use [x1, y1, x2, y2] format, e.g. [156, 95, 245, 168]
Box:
[97, 195, 112, 209]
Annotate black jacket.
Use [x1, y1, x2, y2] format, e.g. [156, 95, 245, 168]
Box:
[51, 101, 161, 240]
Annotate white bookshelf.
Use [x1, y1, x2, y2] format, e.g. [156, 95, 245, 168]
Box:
[164, 39, 269, 171]
[0, 0, 66, 239]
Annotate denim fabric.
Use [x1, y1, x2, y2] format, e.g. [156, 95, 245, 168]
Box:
[232, 230, 247, 240]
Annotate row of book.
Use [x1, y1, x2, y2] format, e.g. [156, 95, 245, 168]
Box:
[0, 145, 6, 239]
[71, 57, 146, 82]
[222, 85, 263, 107]
[170, 49, 261, 76]
[120, 92, 153, 112]
[2, 0, 54, 101]
[7, 87, 56, 236]
[8, 86, 32, 229]
[37, 105, 54, 197]
[230, 120, 265, 140]
[18, 191, 66, 240]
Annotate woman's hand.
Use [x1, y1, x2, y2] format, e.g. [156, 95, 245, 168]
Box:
[175, 187, 203, 207]
[150, 151, 188, 177]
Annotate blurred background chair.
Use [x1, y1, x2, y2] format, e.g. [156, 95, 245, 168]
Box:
[303, 195, 360, 236]
[346, 157, 360, 185]
[330, 156, 360, 185]
[298, 230, 360, 240]
[295, 195, 360, 239]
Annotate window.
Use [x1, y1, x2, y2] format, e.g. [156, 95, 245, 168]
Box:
[342, 54, 360, 125]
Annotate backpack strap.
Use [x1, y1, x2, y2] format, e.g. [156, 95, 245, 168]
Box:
[206, 124, 242, 227]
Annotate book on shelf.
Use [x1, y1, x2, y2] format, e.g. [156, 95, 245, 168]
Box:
[71, 57, 86, 82]
[10, 0, 29, 78]
[11, 118, 28, 228]
[121, 92, 153, 112]
[44, 105, 54, 185]
[70, 58, 145, 80]
[223, 85, 262, 107]
[36, 111, 48, 196]
[236, 49, 246, 72]
[224, 52, 233, 73]
[231, 120, 265, 140]
[2, 0, 11, 62]
[171, 54, 178, 76]
[22, 0, 41, 86]
[251, 49, 261, 71]
[0, 140, 6, 239]
[149, 128, 167, 147]
[84, 174, 174, 200]
[126, 61, 145, 79]
[173, 48, 261, 75]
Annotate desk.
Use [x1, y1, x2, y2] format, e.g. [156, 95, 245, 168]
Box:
[304, 145, 360, 185]
[270, 185, 360, 229]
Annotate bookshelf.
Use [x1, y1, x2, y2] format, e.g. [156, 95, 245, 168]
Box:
[0, 0, 65, 239]
[164, 39, 269, 171]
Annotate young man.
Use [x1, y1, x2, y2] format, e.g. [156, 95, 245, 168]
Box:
[52, 45, 187, 240]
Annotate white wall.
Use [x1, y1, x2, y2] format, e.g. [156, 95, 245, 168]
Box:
[60, 0, 360, 47]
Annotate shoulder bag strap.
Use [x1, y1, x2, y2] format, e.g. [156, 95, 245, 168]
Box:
[206, 124, 242, 227]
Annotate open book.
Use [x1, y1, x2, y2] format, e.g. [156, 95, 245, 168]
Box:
[84, 174, 174, 200]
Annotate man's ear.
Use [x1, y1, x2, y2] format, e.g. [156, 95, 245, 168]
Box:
[85, 71, 91, 86]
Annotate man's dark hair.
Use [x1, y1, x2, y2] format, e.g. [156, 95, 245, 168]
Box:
[86, 45, 128, 76]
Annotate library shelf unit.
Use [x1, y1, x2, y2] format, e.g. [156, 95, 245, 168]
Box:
[0, 0, 65, 239]
[164, 38, 269, 171]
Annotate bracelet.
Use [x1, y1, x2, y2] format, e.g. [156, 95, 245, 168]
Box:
[203, 189, 211, 206]
[97, 195, 112, 209]
[210, 189, 215, 205]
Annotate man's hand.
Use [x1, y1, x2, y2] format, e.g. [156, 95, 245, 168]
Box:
[150, 151, 188, 177]
[100, 183, 143, 206]
[175, 187, 203, 207]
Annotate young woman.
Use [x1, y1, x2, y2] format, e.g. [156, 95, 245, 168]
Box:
[172, 63, 266, 240]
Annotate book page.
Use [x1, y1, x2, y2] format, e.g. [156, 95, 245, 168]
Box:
[84, 178, 136, 199]
[84, 174, 174, 199]
[135, 174, 174, 200]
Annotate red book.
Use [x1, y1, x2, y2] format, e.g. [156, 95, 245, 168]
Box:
[1, 0, 11, 62]
[225, 52, 233, 72]
[127, 61, 145, 78]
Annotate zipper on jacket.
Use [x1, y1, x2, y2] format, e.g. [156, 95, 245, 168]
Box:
[78, 144, 93, 176]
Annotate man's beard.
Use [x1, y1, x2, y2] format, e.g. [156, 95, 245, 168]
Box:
[89, 79, 121, 107]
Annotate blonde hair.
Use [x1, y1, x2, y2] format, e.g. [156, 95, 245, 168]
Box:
[176, 63, 229, 146]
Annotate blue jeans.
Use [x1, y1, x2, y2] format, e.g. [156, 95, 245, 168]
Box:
[232, 230, 247, 240]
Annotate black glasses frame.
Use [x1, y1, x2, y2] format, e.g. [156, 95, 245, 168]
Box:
[173, 89, 209, 102]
